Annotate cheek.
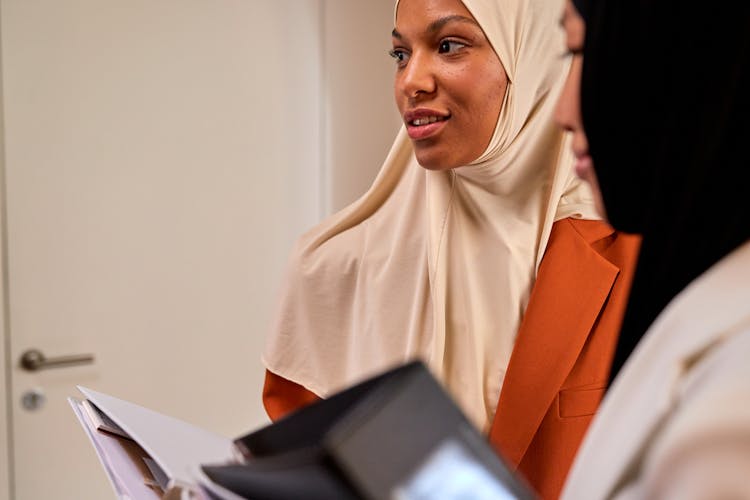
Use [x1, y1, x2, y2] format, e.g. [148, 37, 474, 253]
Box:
[449, 68, 504, 119]
[484, 65, 508, 114]
[469, 66, 506, 136]
[483, 79, 506, 121]
[464, 58, 505, 106]
[393, 81, 404, 115]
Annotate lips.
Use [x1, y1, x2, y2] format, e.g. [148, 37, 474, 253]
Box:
[404, 108, 450, 140]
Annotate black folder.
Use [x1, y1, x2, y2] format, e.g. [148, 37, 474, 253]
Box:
[202, 361, 536, 500]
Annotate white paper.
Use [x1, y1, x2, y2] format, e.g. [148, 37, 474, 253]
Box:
[143, 457, 170, 491]
[77, 387, 235, 491]
[83, 398, 131, 439]
[70, 398, 161, 500]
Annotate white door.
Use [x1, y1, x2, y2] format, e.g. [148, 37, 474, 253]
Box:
[1, 1, 325, 498]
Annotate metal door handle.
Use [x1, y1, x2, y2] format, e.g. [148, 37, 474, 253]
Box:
[19, 348, 95, 371]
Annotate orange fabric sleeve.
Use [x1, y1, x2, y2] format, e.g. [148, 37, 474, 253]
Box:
[262, 369, 321, 421]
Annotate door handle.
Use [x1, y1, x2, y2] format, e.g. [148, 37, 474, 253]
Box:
[19, 348, 95, 371]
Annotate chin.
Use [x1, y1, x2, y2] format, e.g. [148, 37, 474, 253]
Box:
[414, 150, 456, 171]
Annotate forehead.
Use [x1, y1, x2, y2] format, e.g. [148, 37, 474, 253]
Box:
[394, 0, 478, 33]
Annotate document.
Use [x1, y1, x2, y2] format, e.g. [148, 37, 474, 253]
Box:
[70, 362, 536, 500]
[70, 386, 235, 499]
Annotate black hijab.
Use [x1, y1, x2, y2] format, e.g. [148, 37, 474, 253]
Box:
[576, 0, 750, 382]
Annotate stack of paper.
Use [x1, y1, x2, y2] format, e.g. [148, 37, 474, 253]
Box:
[69, 387, 236, 499]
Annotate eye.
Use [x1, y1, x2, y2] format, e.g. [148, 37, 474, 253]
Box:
[389, 48, 410, 67]
[559, 47, 584, 60]
[438, 40, 467, 54]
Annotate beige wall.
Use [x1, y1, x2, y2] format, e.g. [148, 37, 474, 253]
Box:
[1, 196, 9, 500]
[323, 0, 402, 213]
[0, 8, 10, 497]
[0, 1, 398, 498]
[1, 2, 323, 497]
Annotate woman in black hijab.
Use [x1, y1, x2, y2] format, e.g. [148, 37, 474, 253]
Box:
[557, 0, 750, 497]
[583, 0, 750, 384]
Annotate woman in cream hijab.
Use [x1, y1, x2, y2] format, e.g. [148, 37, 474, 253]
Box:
[263, 0, 639, 497]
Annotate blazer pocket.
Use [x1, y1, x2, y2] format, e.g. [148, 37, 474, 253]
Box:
[558, 385, 606, 418]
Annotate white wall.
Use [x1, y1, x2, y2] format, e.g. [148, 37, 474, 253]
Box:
[0, 1, 399, 498]
[1, 2, 323, 497]
[323, 0, 402, 213]
[0, 186, 9, 500]
[0, 6, 10, 496]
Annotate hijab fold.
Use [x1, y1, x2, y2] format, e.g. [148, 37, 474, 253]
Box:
[264, 0, 599, 431]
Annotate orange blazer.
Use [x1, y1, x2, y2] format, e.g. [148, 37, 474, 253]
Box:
[263, 218, 640, 500]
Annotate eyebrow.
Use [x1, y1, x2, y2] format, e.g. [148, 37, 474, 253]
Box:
[392, 15, 481, 40]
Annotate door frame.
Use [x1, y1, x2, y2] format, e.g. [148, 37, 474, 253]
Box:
[0, 6, 12, 496]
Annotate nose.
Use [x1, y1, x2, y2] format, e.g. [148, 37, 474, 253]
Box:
[397, 51, 436, 100]
[555, 56, 583, 132]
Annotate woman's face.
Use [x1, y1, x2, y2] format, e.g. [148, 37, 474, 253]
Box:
[555, 0, 607, 218]
[392, 0, 508, 170]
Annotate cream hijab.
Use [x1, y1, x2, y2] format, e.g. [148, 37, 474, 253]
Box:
[263, 0, 599, 431]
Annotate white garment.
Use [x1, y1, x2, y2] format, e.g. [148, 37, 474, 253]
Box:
[561, 240, 750, 500]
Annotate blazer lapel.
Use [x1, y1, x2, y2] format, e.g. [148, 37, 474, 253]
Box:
[489, 219, 620, 467]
